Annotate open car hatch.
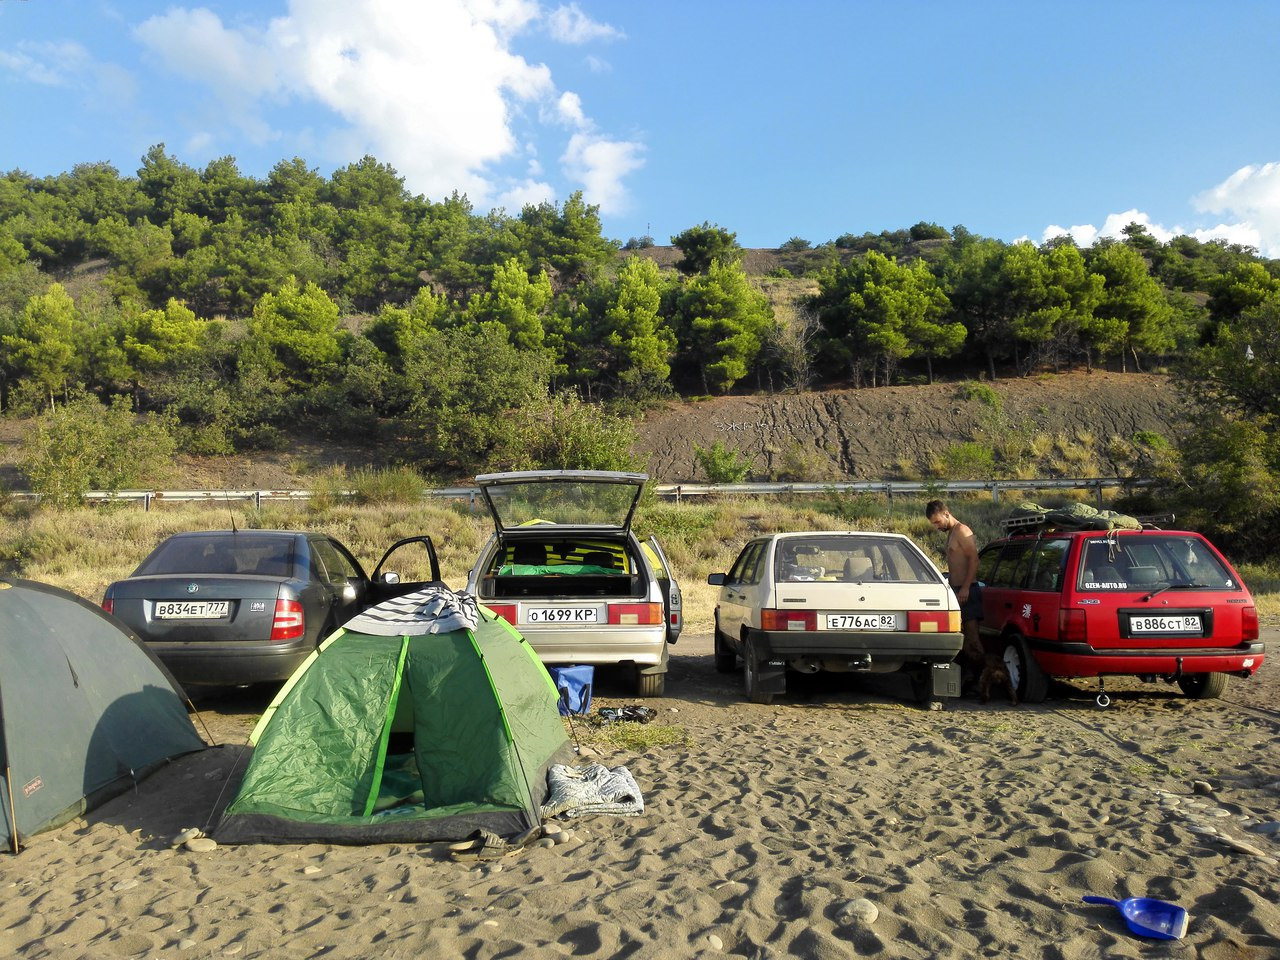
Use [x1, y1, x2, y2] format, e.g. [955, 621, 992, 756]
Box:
[475, 470, 647, 534]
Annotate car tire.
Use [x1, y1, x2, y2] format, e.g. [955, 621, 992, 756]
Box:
[1002, 635, 1049, 704]
[743, 635, 774, 705]
[907, 664, 934, 704]
[1177, 672, 1229, 699]
[636, 669, 666, 698]
[713, 623, 737, 674]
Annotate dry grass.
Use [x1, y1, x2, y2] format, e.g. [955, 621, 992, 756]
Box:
[4, 490, 1278, 628]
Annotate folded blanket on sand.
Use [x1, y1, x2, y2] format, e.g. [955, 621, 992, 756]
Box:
[540, 763, 644, 819]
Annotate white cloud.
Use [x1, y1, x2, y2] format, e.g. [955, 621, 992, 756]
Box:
[0, 40, 136, 101]
[131, 0, 641, 212]
[1042, 165, 1280, 258]
[562, 132, 644, 214]
[1193, 163, 1280, 257]
[546, 4, 623, 44]
[556, 90, 586, 126]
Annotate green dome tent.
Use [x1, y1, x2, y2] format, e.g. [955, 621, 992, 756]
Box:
[216, 588, 573, 845]
[1, 578, 205, 854]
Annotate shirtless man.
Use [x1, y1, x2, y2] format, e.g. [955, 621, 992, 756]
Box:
[925, 500, 984, 671]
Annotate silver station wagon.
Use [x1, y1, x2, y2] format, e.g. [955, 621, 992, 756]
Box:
[709, 531, 963, 704]
[465, 470, 683, 697]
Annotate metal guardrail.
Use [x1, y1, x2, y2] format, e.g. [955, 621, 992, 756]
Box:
[9, 477, 1146, 510]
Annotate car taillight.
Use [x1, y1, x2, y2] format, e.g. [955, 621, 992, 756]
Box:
[908, 610, 958, 632]
[1059, 608, 1087, 643]
[761, 609, 816, 631]
[1242, 605, 1259, 640]
[102, 597, 114, 615]
[270, 599, 304, 641]
[487, 603, 517, 624]
[608, 603, 662, 625]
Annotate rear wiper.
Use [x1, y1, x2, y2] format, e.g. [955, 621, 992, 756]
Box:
[1141, 582, 1208, 601]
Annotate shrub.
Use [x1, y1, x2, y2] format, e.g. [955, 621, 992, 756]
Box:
[20, 395, 177, 505]
[692, 440, 754, 483]
[957, 380, 1003, 411]
[936, 441, 997, 479]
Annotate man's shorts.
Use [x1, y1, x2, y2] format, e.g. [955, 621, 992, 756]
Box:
[956, 581, 983, 621]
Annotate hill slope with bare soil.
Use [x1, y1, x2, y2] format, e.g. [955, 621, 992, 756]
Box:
[634, 371, 1184, 481]
[0, 371, 1184, 489]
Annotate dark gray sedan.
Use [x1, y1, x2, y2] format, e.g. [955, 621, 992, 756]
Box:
[102, 530, 442, 689]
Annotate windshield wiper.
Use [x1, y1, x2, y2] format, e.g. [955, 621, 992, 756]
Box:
[1141, 582, 1208, 601]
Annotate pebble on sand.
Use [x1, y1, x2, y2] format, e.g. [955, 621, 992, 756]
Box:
[185, 836, 218, 853]
[837, 898, 879, 925]
[171, 827, 203, 847]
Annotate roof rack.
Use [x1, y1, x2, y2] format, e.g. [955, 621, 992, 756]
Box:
[1001, 511, 1176, 534]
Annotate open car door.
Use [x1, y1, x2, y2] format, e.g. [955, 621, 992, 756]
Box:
[368, 536, 445, 604]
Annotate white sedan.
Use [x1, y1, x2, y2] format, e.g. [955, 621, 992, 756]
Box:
[708, 531, 963, 704]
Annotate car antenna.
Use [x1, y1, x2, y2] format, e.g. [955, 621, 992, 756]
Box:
[223, 490, 237, 534]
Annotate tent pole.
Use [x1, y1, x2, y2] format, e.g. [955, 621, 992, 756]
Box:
[1, 678, 19, 853]
[3, 765, 17, 854]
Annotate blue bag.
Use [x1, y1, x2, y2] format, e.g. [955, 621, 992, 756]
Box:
[548, 665, 593, 716]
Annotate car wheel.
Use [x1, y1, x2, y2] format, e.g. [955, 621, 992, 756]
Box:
[907, 664, 934, 704]
[743, 636, 774, 705]
[1177, 672, 1228, 699]
[1002, 635, 1049, 704]
[713, 622, 737, 674]
[636, 669, 666, 698]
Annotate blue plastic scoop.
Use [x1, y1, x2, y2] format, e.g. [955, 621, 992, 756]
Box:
[1082, 895, 1189, 940]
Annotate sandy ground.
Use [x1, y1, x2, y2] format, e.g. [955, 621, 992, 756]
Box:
[4, 630, 1279, 960]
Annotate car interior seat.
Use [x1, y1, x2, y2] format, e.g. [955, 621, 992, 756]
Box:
[842, 556, 874, 581]
[1126, 565, 1160, 585]
[1090, 564, 1123, 584]
[582, 550, 617, 570]
[511, 542, 548, 567]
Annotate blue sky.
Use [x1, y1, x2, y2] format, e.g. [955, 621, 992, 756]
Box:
[3, 0, 1279, 255]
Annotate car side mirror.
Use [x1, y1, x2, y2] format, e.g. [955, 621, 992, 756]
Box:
[707, 573, 726, 586]
[381, 571, 401, 584]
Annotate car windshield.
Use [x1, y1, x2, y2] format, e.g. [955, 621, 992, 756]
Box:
[774, 535, 939, 583]
[480, 475, 642, 530]
[136, 534, 296, 577]
[1078, 535, 1238, 591]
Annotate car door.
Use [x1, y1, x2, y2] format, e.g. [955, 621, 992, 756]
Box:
[718, 539, 768, 641]
[644, 536, 683, 644]
[308, 536, 370, 634]
[369, 536, 444, 603]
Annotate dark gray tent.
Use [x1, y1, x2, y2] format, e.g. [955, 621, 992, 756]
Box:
[1, 578, 206, 853]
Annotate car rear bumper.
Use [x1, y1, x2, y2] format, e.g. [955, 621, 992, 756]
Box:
[148, 639, 314, 687]
[749, 628, 963, 664]
[1023, 637, 1265, 678]
[520, 626, 669, 669]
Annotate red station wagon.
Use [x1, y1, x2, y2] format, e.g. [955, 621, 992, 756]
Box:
[977, 522, 1264, 705]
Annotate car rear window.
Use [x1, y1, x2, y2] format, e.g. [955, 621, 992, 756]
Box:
[775, 536, 938, 583]
[1077, 535, 1239, 591]
[136, 534, 296, 577]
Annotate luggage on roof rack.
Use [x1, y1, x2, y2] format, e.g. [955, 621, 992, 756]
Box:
[1001, 501, 1174, 534]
